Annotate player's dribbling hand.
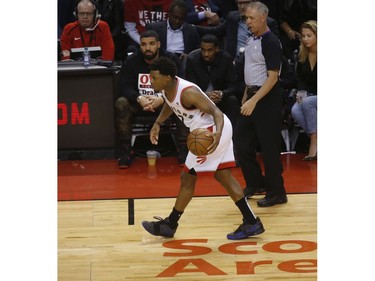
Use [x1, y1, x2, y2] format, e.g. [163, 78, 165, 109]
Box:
[206, 132, 220, 154]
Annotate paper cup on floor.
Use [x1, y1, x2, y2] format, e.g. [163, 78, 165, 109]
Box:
[146, 150, 158, 166]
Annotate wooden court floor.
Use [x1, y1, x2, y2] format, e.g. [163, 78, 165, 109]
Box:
[58, 193, 317, 280]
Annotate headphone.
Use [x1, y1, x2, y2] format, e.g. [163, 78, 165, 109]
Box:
[73, 0, 101, 20]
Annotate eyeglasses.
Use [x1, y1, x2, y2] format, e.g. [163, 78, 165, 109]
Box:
[77, 12, 95, 17]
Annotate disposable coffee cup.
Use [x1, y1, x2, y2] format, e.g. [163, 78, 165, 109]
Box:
[146, 150, 159, 166]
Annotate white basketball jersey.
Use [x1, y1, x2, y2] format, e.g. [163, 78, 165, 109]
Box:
[162, 77, 216, 132]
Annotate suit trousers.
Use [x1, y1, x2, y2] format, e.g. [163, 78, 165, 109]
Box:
[233, 85, 286, 198]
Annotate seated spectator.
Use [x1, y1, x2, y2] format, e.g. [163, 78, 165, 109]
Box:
[185, 34, 240, 129]
[278, 0, 317, 59]
[60, 0, 115, 61]
[124, 0, 173, 47]
[115, 30, 189, 168]
[58, 0, 76, 39]
[97, 0, 127, 61]
[185, 0, 222, 26]
[196, 0, 279, 60]
[260, 0, 280, 20]
[291, 20, 317, 161]
[146, 0, 201, 64]
[219, 0, 276, 18]
[215, 0, 237, 18]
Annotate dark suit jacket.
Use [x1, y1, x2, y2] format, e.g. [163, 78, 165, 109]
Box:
[197, 10, 280, 59]
[146, 20, 201, 55]
[120, 49, 182, 102]
[185, 0, 222, 24]
[185, 49, 238, 100]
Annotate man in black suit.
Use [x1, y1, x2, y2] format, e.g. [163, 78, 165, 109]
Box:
[197, 0, 279, 60]
[185, 34, 240, 129]
[146, 0, 201, 64]
[115, 30, 189, 168]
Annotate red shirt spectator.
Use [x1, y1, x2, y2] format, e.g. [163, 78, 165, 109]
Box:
[60, 0, 114, 61]
[124, 0, 173, 45]
[60, 21, 115, 61]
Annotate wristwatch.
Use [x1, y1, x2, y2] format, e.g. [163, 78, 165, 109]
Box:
[136, 95, 143, 103]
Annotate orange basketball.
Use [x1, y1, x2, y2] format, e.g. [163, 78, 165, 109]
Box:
[187, 128, 214, 156]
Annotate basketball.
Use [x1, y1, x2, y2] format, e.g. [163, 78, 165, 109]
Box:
[187, 128, 214, 156]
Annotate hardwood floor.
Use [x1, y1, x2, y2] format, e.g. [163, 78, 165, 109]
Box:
[57, 152, 317, 280]
[58, 194, 317, 280]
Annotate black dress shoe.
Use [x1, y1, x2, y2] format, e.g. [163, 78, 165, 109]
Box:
[257, 195, 288, 207]
[244, 187, 266, 198]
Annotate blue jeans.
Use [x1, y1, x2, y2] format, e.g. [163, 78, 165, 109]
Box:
[291, 95, 317, 135]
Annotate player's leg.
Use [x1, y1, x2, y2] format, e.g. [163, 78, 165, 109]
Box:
[214, 168, 244, 202]
[174, 169, 197, 211]
[214, 168, 265, 240]
[142, 169, 197, 238]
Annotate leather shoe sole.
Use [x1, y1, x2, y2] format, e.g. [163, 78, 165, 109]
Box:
[257, 195, 288, 207]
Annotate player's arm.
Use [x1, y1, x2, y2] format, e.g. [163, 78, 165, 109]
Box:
[149, 102, 174, 145]
[181, 87, 224, 154]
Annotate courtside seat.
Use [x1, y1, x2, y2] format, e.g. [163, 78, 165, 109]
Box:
[281, 89, 303, 152]
[280, 49, 302, 152]
[131, 116, 178, 156]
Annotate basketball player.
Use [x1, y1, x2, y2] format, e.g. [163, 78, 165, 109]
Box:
[141, 57, 264, 240]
